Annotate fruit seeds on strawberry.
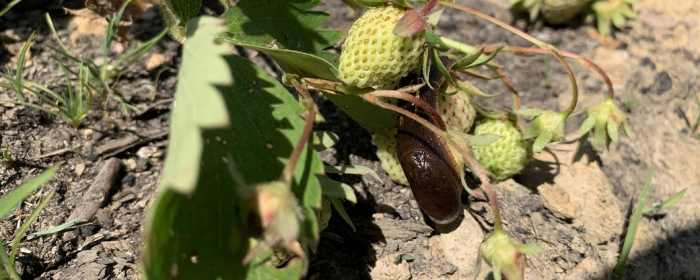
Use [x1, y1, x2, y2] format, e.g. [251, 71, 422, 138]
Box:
[338, 5, 426, 89]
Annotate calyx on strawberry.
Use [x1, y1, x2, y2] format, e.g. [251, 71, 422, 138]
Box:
[472, 119, 531, 182]
[338, 5, 426, 88]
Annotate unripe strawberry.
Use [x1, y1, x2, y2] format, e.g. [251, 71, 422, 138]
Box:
[541, 0, 592, 24]
[438, 85, 477, 133]
[372, 128, 409, 186]
[472, 119, 531, 182]
[338, 5, 426, 88]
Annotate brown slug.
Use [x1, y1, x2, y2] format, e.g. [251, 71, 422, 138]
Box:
[396, 57, 464, 224]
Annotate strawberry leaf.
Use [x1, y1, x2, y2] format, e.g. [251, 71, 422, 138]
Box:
[144, 17, 323, 280]
[220, 0, 342, 59]
[159, 17, 231, 194]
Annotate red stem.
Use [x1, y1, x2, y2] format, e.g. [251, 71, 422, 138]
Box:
[283, 79, 317, 183]
[504, 46, 615, 100]
[366, 94, 502, 229]
[491, 67, 521, 111]
[419, 0, 438, 16]
[437, 1, 579, 117]
[372, 89, 447, 131]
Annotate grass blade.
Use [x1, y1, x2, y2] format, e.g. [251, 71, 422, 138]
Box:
[0, 237, 21, 280]
[0, 164, 60, 218]
[10, 191, 54, 265]
[112, 28, 168, 77]
[44, 13, 70, 54]
[0, 0, 21, 18]
[324, 164, 382, 182]
[33, 218, 84, 236]
[614, 166, 654, 278]
[642, 188, 686, 215]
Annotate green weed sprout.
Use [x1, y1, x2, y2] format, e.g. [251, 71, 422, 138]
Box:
[614, 167, 685, 278]
[1, 148, 13, 166]
[0, 0, 21, 18]
[1, 58, 92, 128]
[44, 0, 167, 115]
[0, 165, 59, 280]
[0, 32, 33, 102]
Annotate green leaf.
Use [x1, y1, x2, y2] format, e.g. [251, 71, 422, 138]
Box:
[235, 43, 339, 81]
[313, 131, 339, 151]
[33, 218, 84, 236]
[431, 48, 454, 85]
[464, 47, 503, 69]
[355, 0, 386, 7]
[593, 118, 607, 146]
[394, 253, 422, 264]
[643, 188, 686, 215]
[614, 167, 654, 278]
[11, 191, 54, 264]
[159, 17, 232, 194]
[318, 176, 357, 203]
[426, 8, 444, 27]
[0, 165, 58, 280]
[467, 133, 501, 147]
[324, 165, 382, 182]
[517, 244, 543, 254]
[144, 18, 324, 280]
[0, 237, 21, 280]
[452, 46, 485, 70]
[0, 0, 21, 18]
[328, 197, 356, 231]
[517, 108, 543, 116]
[162, 0, 202, 27]
[456, 79, 498, 98]
[323, 93, 398, 134]
[579, 114, 596, 135]
[623, 122, 634, 140]
[220, 0, 342, 57]
[533, 130, 552, 152]
[0, 165, 59, 218]
[607, 120, 620, 143]
[425, 32, 450, 52]
[522, 124, 540, 140]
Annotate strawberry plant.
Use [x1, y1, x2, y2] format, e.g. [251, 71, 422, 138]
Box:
[143, 0, 633, 279]
[510, 0, 638, 35]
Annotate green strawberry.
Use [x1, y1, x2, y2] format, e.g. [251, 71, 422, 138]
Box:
[472, 119, 531, 182]
[544, 0, 593, 24]
[439, 84, 477, 133]
[372, 128, 409, 186]
[338, 5, 426, 88]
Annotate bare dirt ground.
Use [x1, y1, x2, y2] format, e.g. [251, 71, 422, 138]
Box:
[1, 0, 699, 279]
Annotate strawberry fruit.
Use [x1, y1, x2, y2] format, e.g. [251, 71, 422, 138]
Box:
[372, 128, 409, 186]
[472, 119, 531, 182]
[338, 5, 426, 88]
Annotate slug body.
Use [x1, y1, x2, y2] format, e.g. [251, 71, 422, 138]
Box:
[396, 57, 463, 224]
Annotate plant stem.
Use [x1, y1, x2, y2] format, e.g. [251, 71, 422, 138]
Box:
[490, 67, 521, 111]
[504, 46, 615, 100]
[283, 79, 317, 184]
[419, 0, 438, 15]
[437, 1, 579, 117]
[371, 89, 448, 131]
[366, 94, 502, 229]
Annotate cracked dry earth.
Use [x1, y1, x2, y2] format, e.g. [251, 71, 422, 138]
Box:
[1, 0, 699, 279]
